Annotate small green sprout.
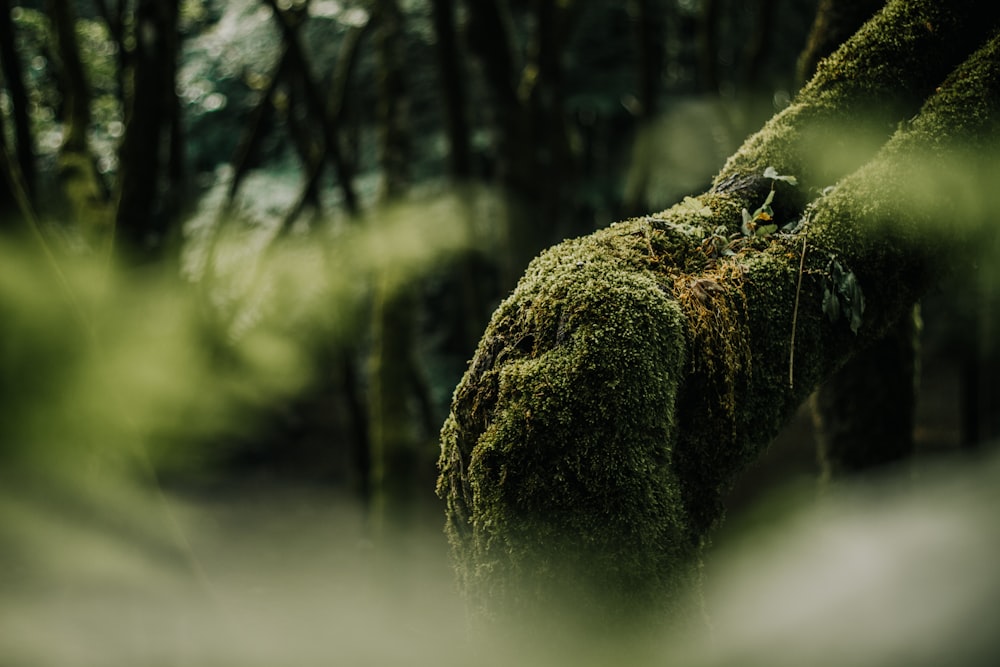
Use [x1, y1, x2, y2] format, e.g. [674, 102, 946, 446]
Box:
[763, 166, 798, 185]
[701, 225, 738, 258]
[742, 167, 796, 238]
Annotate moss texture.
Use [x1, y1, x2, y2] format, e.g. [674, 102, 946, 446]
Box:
[438, 232, 695, 624]
[438, 0, 1000, 627]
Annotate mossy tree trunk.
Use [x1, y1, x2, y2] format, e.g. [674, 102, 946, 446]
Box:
[798, 0, 919, 480]
[437, 0, 1000, 627]
[812, 308, 919, 480]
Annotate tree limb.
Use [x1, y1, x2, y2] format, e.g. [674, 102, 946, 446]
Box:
[437, 0, 1000, 626]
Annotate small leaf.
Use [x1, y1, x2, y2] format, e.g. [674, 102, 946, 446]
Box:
[849, 307, 863, 334]
[741, 208, 753, 236]
[755, 224, 777, 237]
[840, 271, 865, 333]
[764, 166, 799, 185]
[822, 288, 841, 322]
[828, 259, 844, 284]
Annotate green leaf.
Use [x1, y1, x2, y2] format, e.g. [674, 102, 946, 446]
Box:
[822, 288, 841, 322]
[849, 307, 863, 334]
[741, 208, 753, 236]
[839, 271, 865, 333]
[755, 224, 777, 237]
[763, 166, 799, 185]
[828, 259, 844, 284]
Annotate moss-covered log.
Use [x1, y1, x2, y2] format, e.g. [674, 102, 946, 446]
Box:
[437, 0, 1000, 626]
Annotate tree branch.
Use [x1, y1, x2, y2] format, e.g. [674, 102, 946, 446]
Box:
[437, 0, 1000, 626]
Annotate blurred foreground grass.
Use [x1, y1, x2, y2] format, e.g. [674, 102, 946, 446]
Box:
[2, 444, 998, 666]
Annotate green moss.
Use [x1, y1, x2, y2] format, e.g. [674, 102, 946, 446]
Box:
[438, 236, 698, 624]
[437, 6, 1000, 629]
[715, 0, 1000, 189]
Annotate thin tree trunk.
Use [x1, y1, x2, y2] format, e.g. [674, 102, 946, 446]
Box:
[228, 48, 289, 203]
[369, 0, 418, 543]
[262, 0, 360, 216]
[49, 0, 113, 247]
[797, 0, 885, 85]
[743, 0, 776, 89]
[429, 0, 471, 180]
[114, 0, 180, 256]
[632, 0, 664, 119]
[698, 0, 720, 94]
[0, 0, 36, 213]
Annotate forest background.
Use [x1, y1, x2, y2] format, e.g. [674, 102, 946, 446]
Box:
[1, 0, 998, 664]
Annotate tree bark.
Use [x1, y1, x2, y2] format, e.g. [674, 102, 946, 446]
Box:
[437, 0, 1000, 627]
